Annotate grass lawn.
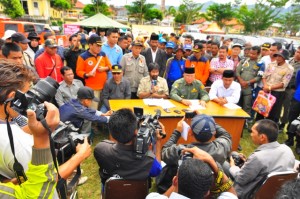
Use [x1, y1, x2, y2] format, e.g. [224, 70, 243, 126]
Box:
[76, 126, 299, 199]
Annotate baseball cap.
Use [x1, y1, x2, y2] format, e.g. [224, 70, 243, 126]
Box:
[131, 40, 143, 47]
[44, 39, 58, 48]
[232, 43, 243, 49]
[2, 30, 16, 40]
[28, 32, 40, 40]
[261, 42, 271, 50]
[274, 49, 290, 60]
[192, 43, 203, 53]
[88, 35, 102, 46]
[184, 44, 192, 51]
[11, 33, 30, 44]
[166, 42, 175, 49]
[77, 86, 100, 102]
[191, 114, 216, 142]
[112, 64, 122, 73]
[159, 37, 167, 44]
[175, 44, 185, 52]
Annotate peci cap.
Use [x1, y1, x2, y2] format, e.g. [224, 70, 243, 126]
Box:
[44, 39, 58, 48]
[191, 114, 216, 142]
[28, 32, 40, 40]
[261, 42, 271, 50]
[88, 34, 102, 46]
[223, 70, 235, 78]
[184, 67, 195, 74]
[184, 44, 192, 51]
[232, 43, 243, 49]
[150, 34, 159, 41]
[2, 30, 16, 40]
[274, 49, 290, 60]
[192, 43, 203, 53]
[77, 86, 100, 102]
[112, 64, 122, 73]
[166, 42, 175, 49]
[11, 33, 30, 44]
[131, 40, 144, 47]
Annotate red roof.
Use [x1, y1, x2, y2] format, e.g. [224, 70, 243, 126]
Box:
[75, 1, 85, 9]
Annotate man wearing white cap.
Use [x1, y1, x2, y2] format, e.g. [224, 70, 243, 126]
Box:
[2, 30, 16, 43]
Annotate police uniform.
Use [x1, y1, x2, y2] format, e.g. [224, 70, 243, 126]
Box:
[120, 52, 148, 98]
[94, 140, 156, 185]
[170, 78, 209, 102]
[236, 58, 263, 116]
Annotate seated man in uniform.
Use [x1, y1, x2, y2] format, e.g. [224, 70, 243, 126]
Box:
[170, 67, 209, 106]
[94, 108, 163, 190]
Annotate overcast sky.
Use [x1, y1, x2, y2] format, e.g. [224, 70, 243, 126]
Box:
[79, 0, 247, 7]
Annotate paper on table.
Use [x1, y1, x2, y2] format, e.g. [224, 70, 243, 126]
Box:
[143, 98, 175, 109]
[224, 103, 241, 109]
[188, 100, 205, 110]
[91, 56, 102, 74]
[181, 121, 190, 141]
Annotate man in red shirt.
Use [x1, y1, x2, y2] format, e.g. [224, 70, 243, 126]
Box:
[35, 39, 63, 82]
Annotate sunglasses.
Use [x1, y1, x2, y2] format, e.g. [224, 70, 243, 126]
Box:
[112, 72, 121, 75]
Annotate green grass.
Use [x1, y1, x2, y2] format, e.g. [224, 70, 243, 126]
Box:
[76, 127, 299, 199]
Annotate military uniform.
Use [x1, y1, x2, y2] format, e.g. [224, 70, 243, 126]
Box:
[236, 59, 263, 116]
[120, 52, 148, 98]
[170, 78, 209, 102]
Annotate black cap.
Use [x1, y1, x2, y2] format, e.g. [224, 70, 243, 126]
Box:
[27, 32, 40, 40]
[11, 33, 30, 44]
[175, 44, 185, 52]
[77, 86, 100, 102]
[274, 49, 290, 60]
[131, 40, 143, 47]
[111, 64, 122, 73]
[261, 42, 271, 50]
[150, 34, 159, 41]
[184, 67, 195, 74]
[88, 35, 102, 46]
[192, 43, 203, 53]
[223, 70, 234, 78]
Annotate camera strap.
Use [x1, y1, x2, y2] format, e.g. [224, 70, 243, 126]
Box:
[4, 100, 27, 184]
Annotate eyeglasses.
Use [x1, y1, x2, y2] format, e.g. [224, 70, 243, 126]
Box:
[112, 72, 121, 75]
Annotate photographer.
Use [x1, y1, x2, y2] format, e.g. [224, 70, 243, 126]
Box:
[146, 147, 237, 199]
[229, 119, 295, 199]
[0, 60, 91, 188]
[94, 108, 163, 189]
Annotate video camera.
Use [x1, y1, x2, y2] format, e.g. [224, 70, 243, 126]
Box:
[133, 107, 166, 159]
[52, 121, 90, 164]
[288, 116, 300, 136]
[11, 76, 59, 120]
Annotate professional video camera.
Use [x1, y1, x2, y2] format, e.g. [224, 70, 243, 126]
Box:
[52, 121, 89, 164]
[11, 76, 59, 120]
[133, 107, 166, 159]
[288, 116, 300, 136]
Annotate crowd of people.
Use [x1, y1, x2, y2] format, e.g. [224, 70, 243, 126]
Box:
[0, 27, 299, 198]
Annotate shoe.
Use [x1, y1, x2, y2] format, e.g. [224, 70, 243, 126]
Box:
[296, 145, 300, 155]
[284, 137, 294, 146]
[78, 176, 88, 186]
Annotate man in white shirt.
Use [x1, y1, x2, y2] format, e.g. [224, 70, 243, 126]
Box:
[209, 70, 241, 105]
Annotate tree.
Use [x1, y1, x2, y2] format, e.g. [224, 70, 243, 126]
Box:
[83, 1, 111, 16]
[0, 0, 24, 18]
[50, 0, 71, 10]
[164, 6, 177, 17]
[144, 8, 163, 21]
[277, 6, 300, 35]
[174, 0, 203, 24]
[205, 3, 236, 28]
[125, 0, 155, 24]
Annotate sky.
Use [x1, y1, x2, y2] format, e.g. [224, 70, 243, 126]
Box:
[79, 0, 246, 7]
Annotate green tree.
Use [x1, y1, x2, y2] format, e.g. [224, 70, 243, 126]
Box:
[164, 6, 177, 17]
[144, 8, 163, 21]
[50, 0, 71, 10]
[174, 0, 203, 24]
[125, 0, 155, 24]
[205, 3, 236, 28]
[83, 1, 111, 16]
[0, 0, 24, 18]
[277, 6, 300, 35]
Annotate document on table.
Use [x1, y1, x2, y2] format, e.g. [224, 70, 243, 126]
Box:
[188, 100, 206, 110]
[224, 103, 241, 109]
[143, 98, 175, 109]
[181, 121, 190, 141]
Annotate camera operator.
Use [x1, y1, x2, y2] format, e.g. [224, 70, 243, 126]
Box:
[229, 119, 295, 199]
[146, 147, 238, 199]
[0, 60, 91, 188]
[94, 108, 163, 191]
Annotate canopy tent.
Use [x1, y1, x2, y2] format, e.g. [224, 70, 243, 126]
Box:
[202, 23, 225, 34]
[70, 13, 129, 29]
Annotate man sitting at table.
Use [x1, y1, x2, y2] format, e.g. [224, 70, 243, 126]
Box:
[170, 67, 209, 106]
[209, 70, 241, 106]
[137, 62, 169, 99]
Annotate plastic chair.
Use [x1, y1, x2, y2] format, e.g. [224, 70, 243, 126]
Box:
[103, 178, 148, 199]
